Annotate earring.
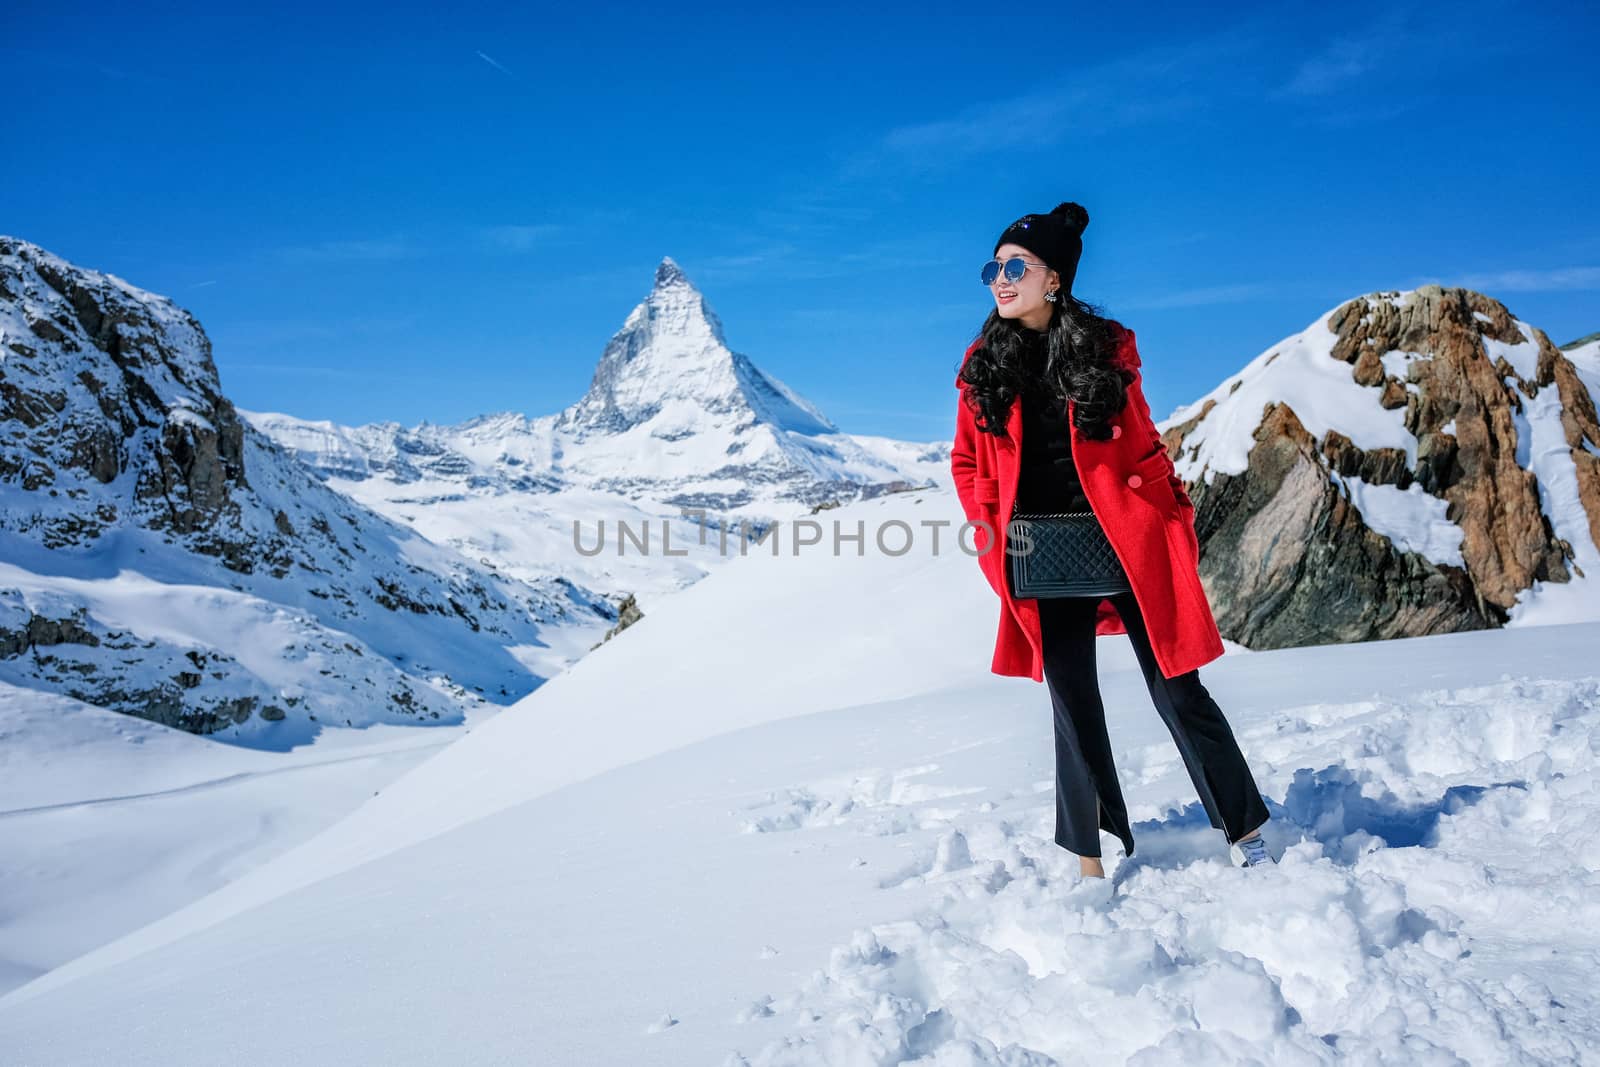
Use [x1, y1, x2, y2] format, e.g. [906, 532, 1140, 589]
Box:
[1044, 289, 1059, 303]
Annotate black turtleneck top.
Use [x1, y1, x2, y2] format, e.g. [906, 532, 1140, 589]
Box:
[1015, 329, 1093, 514]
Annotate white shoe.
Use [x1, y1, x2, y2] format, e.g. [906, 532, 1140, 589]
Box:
[1229, 833, 1275, 868]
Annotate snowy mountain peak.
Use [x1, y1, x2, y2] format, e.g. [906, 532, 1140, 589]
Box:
[557, 257, 834, 440]
[653, 255, 687, 290]
[250, 254, 935, 526]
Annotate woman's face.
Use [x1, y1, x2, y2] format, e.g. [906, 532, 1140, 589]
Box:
[989, 242, 1060, 331]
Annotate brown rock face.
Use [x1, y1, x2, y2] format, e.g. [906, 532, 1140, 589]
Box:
[1161, 285, 1600, 652]
[1179, 402, 1490, 649]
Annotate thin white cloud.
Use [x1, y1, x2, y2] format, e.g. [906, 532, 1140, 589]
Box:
[479, 224, 563, 252]
[226, 361, 382, 380]
[190, 279, 218, 288]
[1270, 2, 1527, 101]
[1417, 267, 1600, 293]
[838, 27, 1265, 177]
[1300, 98, 1425, 128]
[692, 239, 945, 285]
[216, 315, 419, 346]
[475, 50, 517, 80]
[1277, 37, 1380, 97]
[824, 405, 957, 423]
[1116, 282, 1281, 310]
[272, 238, 419, 264]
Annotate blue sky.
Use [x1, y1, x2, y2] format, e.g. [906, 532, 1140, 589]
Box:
[7, 1, 1597, 440]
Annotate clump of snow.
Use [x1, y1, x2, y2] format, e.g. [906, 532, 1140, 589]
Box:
[164, 406, 216, 432]
[1329, 471, 1465, 566]
[1483, 320, 1542, 382]
[1378, 347, 1429, 395]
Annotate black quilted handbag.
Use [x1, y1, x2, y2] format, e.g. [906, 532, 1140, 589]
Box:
[1007, 505, 1132, 598]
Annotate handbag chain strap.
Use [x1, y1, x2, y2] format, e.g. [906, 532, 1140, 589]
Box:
[1011, 509, 1095, 519]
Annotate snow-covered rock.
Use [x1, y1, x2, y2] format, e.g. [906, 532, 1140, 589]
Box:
[1158, 285, 1600, 646]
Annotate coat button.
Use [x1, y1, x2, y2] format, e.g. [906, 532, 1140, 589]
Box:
[1126, 473, 1143, 488]
[1111, 425, 1122, 439]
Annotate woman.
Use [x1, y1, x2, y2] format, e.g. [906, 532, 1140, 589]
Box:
[951, 201, 1274, 878]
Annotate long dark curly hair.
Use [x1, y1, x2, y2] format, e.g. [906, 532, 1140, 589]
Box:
[958, 293, 1130, 441]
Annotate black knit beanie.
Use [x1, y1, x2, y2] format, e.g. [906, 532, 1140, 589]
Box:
[993, 201, 1089, 297]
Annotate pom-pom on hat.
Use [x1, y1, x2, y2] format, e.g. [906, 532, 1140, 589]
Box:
[993, 201, 1089, 296]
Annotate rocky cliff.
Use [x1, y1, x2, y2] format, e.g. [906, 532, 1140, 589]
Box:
[0, 236, 608, 739]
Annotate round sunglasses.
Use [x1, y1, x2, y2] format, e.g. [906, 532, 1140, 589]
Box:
[980, 256, 1048, 287]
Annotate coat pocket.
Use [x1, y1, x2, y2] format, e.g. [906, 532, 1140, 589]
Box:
[974, 476, 1000, 504]
[1127, 451, 1176, 504]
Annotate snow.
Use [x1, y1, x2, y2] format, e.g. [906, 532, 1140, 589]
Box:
[1565, 336, 1600, 404]
[0, 239, 213, 421]
[1377, 347, 1429, 390]
[2, 487, 1599, 1063]
[0, 554, 474, 745]
[1505, 343, 1600, 625]
[166, 397, 217, 433]
[0, 679, 474, 993]
[1328, 471, 1465, 566]
[1484, 320, 1543, 382]
[1161, 305, 1423, 477]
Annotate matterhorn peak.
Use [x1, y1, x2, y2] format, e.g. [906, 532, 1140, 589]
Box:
[556, 258, 834, 440]
[653, 256, 687, 289]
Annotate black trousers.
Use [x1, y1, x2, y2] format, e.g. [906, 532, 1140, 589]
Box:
[1038, 588, 1270, 859]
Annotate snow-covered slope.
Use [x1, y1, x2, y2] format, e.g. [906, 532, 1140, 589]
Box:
[2, 485, 1598, 1063]
[0, 678, 478, 993]
[245, 258, 941, 607]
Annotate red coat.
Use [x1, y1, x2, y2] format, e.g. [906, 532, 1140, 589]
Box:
[951, 324, 1225, 682]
